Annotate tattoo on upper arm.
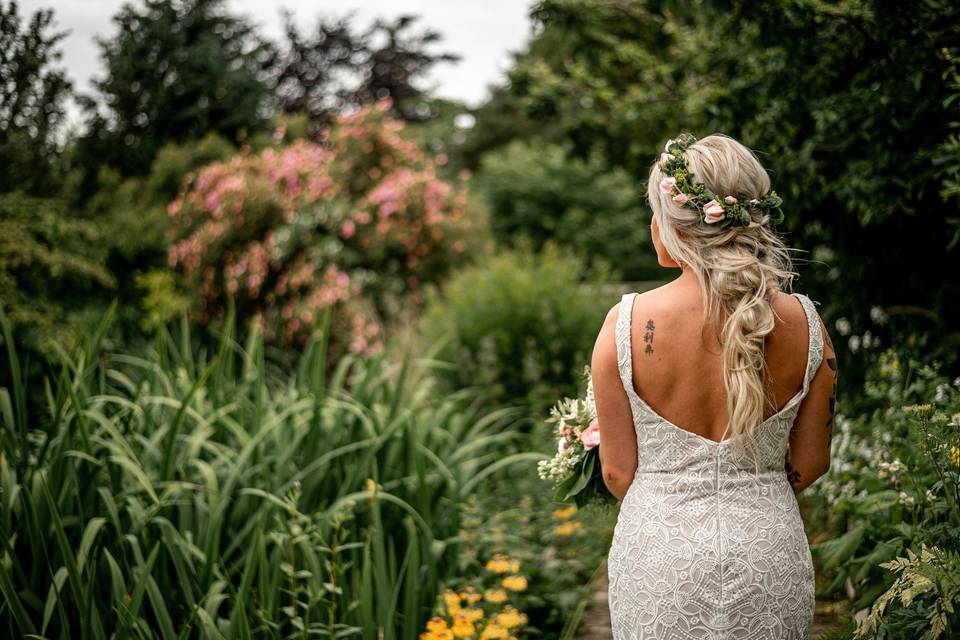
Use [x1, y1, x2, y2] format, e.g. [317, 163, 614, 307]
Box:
[785, 453, 801, 489]
[826, 356, 837, 445]
[644, 319, 655, 355]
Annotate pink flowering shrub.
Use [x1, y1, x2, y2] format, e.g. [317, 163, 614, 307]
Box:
[167, 99, 476, 357]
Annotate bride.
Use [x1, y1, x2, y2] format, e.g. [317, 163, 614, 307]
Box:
[591, 133, 837, 639]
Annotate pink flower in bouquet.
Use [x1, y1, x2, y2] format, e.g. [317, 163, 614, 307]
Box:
[580, 419, 600, 450]
[659, 176, 677, 194]
[672, 193, 689, 205]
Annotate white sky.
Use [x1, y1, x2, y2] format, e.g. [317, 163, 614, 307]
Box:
[20, 0, 535, 129]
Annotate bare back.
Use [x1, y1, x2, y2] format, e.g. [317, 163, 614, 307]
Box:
[622, 283, 812, 443]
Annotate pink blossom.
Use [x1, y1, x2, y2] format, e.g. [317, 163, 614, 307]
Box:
[659, 152, 671, 167]
[703, 200, 726, 224]
[580, 420, 600, 450]
[672, 193, 689, 205]
[659, 176, 677, 194]
[724, 195, 737, 204]
[342, 220, 356, 239]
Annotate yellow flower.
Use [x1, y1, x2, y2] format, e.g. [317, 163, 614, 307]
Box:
[554, 521, 583, 536]
[501, 575, 527, 592]
[462, 607, 484, 622]
[495, 606, 528, 629]
[442, 589, 461, 613]
[451, 612, 477, 638]
[427, 617, 449, 632]
[485, 553, 513, 574]
[484, 588, 508, 604]
[461, 590, 482, 605]
[552, 505, 577, 519]
[951, 445, 960, 468]
[479, 624, 509, 640]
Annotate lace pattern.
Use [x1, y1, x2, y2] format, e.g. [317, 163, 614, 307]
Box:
[607, 291, 823, 639]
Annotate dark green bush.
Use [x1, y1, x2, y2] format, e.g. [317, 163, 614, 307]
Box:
[417, 241, 612, 415]
[476, 140, 657, 281]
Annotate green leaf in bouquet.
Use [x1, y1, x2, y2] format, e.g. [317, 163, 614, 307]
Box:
[562, 453, 596, 502]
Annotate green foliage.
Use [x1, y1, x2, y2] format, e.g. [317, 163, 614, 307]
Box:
[0, 302, 528, 638]
[477, 140, 656, 280]
[507, 0, 960, 375]
[0, 0, 73, 195]
[418, 242, 612, 414]
[0, 193, 115, 366]
[810, 349, 960, 638]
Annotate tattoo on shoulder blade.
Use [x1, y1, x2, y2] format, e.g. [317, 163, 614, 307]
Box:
[643, 319, 655, 355]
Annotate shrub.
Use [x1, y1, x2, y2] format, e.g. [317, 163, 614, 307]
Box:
[810, 348, 960, 638]
[417, 242, 611, 415]
[0, 306, 528, 639]
[476, 140, 657, 281]
[0, 192, 115, 367]
[167, 99, 484, 362]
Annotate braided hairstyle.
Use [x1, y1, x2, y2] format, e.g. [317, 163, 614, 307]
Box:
[646, 133, 800, 458]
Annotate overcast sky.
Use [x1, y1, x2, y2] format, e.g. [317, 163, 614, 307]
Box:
[20, 0, 536, 129]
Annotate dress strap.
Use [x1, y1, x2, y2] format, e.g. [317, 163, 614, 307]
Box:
[615, 292, 640, 400]
[791, 293, 825, 393]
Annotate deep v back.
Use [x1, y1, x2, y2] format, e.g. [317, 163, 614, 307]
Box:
[614, 290, 824, 450]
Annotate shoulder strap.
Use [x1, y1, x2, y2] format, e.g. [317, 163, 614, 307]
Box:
[615, 292, 639, 399]
[792, 293, 825, 393]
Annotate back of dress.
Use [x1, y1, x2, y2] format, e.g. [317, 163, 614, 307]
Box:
[607, 291, 823, 640]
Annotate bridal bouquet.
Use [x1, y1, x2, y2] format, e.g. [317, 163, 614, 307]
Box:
[537, 365, 613, 506]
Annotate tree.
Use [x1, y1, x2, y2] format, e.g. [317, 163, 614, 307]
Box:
[73, 0, 274, 185]
[505, 0, 960, 372]
[271, 12, 460, 133]
[0, 0, 72, 195]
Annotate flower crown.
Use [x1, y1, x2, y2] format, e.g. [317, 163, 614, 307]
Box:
[657, 133, 784, 229]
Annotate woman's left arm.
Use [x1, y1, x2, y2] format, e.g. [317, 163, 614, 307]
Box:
[591, 303, 639, 501]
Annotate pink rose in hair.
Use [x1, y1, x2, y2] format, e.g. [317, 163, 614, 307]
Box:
[659, 153, 671, 167]
[659, 177, 677, 194]
[580, 419, 601, 450]
[724, 195, 737, 204]
[672, 193, 689, 205]
[703, 200, 725, 224]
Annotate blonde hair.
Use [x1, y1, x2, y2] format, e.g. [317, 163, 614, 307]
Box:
[646, 133, 799, 457]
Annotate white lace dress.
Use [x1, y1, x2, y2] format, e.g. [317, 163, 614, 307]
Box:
[607, 292, 823, 640]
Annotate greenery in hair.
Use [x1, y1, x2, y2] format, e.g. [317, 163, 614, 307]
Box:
[659, 133, 785, 229]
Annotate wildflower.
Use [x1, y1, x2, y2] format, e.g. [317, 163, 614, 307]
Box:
[485, 554, 514, 574]
[554, 521, 583, 536]
[480, 624, 509, 640]
[460, 591, 481, 606]
[848, 335, 861, 353]
[870, 305, 888, 325]
[460, 607, 484, 622]
[502, 575, 528, 592]
[426, 617, 449, 632]
[451, 612, 475, 638]
[495, 606, 528, 629]
[898, 491, 915, 507]
[552, 505, 578, 520]
[442, 589, 461, 613]
[484, 588, 508, 604]
[835, 318, 851, 336]
[951, 446, 960, 468]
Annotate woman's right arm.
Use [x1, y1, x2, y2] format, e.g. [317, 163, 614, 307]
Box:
[786, 312, 838, 493]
